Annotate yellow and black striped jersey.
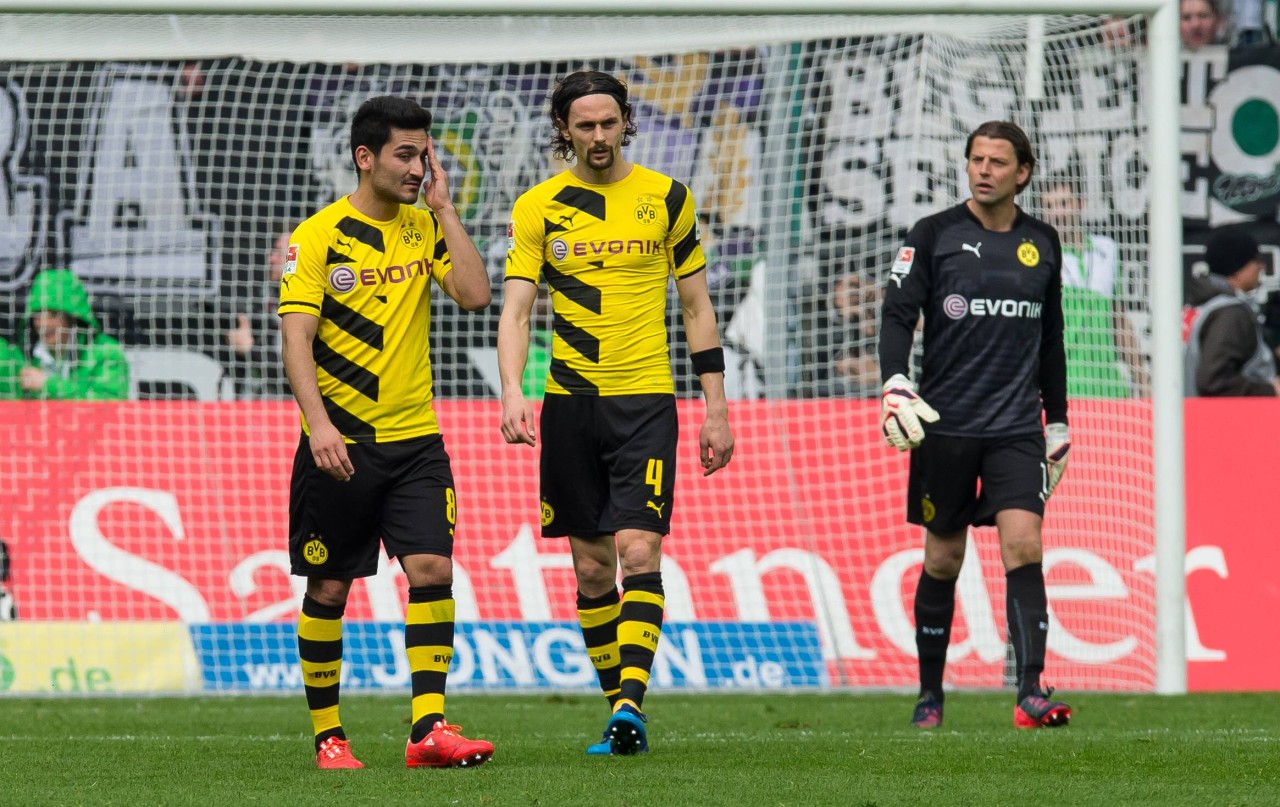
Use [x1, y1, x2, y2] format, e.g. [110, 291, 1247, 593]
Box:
[506, 164, 705, 396]
[278, 196, 452, 443]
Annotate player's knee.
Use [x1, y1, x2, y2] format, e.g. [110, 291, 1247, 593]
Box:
[573, 555, 617, 592]
[306, 578, 353, 608]
[924, 555, 964, 580]
[616, 532, 662, 577]
[923, 529, 966, 577]
[1000, 535, 1043, 569]
[399, 553, 453, 587]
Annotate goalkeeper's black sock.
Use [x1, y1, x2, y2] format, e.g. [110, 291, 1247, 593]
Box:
[617, 572, 664, 710]
[298, 595, 346, 751]
[406, 584, 454, 743]
[577, 587, 623, 709]
[1006, 562, 1049, 701]
[914, 570, 956, 701]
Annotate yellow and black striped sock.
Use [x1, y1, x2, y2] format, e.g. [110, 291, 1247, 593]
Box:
[617, 572, 664, 711]
[406, 584, 454, 743]
[298, 595, 345, 751]
[577, 587, 622, 708]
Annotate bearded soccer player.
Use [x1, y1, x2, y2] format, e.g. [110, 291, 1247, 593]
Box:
[279, 95, 494, 770]
[497, 71, 735, 756]
[877, 120, 1072, 731]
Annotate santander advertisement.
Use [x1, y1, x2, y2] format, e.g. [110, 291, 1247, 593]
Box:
[0, 399, 1265, 692]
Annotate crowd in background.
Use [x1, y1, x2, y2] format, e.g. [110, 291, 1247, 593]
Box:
[2, 7, 1279, 401]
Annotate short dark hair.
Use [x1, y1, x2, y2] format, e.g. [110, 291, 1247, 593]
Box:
[1206, 224, 1261, 277]
[349, 96, 433, 172]
[965, 120, 1036, 192]
[548, 71, 637, 161]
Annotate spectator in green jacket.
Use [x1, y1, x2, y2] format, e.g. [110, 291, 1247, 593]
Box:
[0, 337, 23, 400]
[18, 269, 129, 400]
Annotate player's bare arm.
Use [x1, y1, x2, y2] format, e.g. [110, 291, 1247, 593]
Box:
[281, 312, 354, 482]
[496, 278, 539, 446]
[676, 271, 734, 475]
[425, 136, 491, 311]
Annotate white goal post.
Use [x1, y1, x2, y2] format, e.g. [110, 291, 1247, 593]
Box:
[0, 1, 1184, 696]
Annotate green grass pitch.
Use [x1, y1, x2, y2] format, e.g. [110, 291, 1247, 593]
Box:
[1, 692, 1277, 806]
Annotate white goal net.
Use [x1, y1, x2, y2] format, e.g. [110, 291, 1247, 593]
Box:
[0, 9, 1168, 695]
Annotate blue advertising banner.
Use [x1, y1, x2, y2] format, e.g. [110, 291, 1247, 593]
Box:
[191, 622, 828, 692]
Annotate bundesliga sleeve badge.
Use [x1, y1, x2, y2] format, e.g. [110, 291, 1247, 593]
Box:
[889, 246, 915, 287]
[283, 244, 299, 277]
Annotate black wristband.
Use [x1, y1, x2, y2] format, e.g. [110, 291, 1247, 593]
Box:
[689, 347, 726, 375]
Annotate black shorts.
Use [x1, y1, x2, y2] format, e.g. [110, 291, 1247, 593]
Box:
[539, 393, 678, 538]
[288, 432, 456, 578]
[906, 432, 1046, 532]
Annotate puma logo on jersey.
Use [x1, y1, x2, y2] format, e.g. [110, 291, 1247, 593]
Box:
[335, 236, 354, 249]
[962, 242, 982, 258]
[646, 501, 666, 517]
[557, 211, 580, 227]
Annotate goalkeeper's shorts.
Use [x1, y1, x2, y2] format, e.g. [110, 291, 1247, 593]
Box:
[905, 432, 1045, 531]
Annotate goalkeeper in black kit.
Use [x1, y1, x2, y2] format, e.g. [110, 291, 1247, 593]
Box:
[877, 120, 1072, 730]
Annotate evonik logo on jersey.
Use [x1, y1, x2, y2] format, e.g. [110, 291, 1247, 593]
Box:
[942, 294, 1043, 320]
[550, 238, 663, 262]
[328, 260, 431, 294]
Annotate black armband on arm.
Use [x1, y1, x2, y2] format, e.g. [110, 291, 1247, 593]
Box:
[690, 347, 726, 375]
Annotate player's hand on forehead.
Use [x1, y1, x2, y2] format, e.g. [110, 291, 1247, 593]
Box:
[422, 134, 454, 210]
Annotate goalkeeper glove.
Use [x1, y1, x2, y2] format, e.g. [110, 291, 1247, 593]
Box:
[881, 374, 939, 451]
[1044, 422, 1070, 498]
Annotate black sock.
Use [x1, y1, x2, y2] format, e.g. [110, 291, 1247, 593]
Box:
[1006, 563, 1048, 701]
[914, 571, 956, 701]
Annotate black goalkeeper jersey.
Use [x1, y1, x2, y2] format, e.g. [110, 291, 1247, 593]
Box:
[879, 202, 1068, 437]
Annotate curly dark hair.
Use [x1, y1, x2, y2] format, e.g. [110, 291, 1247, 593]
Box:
[548, 71, 637, 162]
[964, 120, 1036, 192]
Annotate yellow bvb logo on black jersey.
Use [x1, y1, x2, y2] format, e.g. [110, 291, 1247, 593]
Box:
[921, 497, 936, 523]
[506, 165, 705, 396]
[279, 197, 453, 443]
[1018, 241, 1041, 267]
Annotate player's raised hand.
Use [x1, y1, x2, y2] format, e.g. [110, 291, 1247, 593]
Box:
[880, 373, 939, 451]
[421, 135, 453, 212]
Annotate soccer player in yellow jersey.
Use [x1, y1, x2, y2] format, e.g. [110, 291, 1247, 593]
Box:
[498, 71, 736, 756]
[278, 96, 494, 771]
